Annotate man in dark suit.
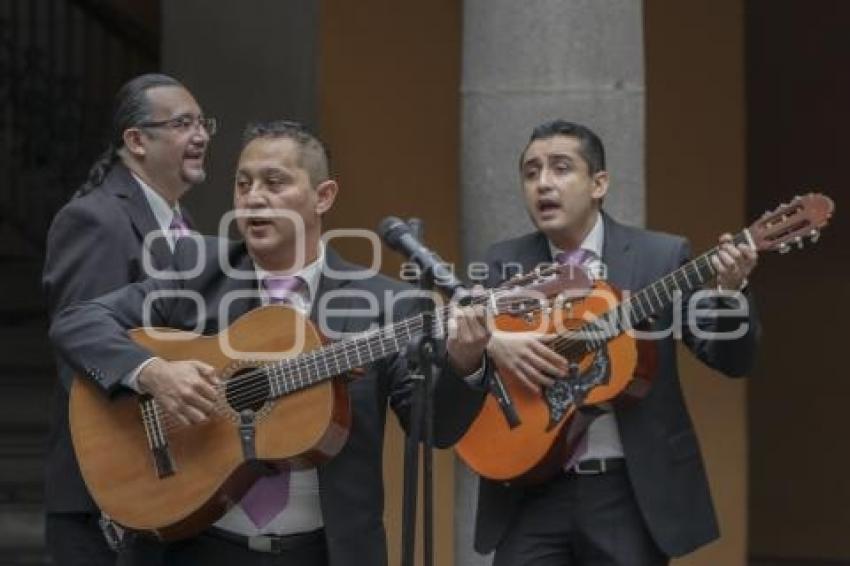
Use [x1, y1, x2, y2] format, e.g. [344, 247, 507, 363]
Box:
[42, 73, 214, 565]
[49, 121, 489, 565]
[472, 120, 759, 565]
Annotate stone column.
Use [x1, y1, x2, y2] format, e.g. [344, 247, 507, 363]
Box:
[456, 1, 646, 564]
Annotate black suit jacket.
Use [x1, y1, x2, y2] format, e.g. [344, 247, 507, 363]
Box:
[42, 163, 178, 514]
[474, 213, 759, 558]
[49, 238, 484, 566]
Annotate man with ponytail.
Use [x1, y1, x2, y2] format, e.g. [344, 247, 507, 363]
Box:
[42, 73, 214, 566]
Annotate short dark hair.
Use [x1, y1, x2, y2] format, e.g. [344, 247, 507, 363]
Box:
[241, 120, 331, 188]
[79, 73, 184, 195]
[520, 120, 606, 175]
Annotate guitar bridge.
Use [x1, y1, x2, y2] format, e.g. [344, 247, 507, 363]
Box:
[140, 396, 175, 479]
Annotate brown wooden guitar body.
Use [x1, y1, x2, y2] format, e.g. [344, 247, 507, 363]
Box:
[69, 306, 350, 540]
[456, 280, 655, 485]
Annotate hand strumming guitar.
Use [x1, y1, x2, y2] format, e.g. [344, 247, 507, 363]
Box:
[138, 358, 220, 426]
[486, 332, 569, 393]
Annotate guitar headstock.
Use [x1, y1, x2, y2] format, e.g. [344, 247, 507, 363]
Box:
[493, 263, 592, 316]
[748, 193, 835, 254]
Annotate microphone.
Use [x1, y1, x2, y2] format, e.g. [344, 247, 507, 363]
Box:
[378, 216, 465, 295]
[381, 217, 521, 427]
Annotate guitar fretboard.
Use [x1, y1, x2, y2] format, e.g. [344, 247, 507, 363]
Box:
[555, 230, 752, 358]
[264, 312, 439, 398]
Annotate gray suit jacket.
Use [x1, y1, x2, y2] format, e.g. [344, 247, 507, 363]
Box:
[42, 163, 177, 513]
[49, 238, 485, 566]
[474, 213, 759, 557]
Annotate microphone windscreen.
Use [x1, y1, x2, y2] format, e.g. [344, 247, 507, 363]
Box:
[377, 216, 409, 249]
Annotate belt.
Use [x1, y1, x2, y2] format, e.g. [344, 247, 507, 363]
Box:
[205, 527, 325, 554]
[568, 457, 626, 475]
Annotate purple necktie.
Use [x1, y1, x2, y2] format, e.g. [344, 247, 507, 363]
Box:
[239, 463, 292, 529]
[554, 248, 594, 267]
[239, 276, 306, 528]
[169, 211, 191, 239]
[261, 275, 305, 306]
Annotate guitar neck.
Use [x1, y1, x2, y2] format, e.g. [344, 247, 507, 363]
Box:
[556, 229, 753, 357]
[260, 275, 558, 398]
[263, 311, 444, 399]
[627, 230, 752, 322]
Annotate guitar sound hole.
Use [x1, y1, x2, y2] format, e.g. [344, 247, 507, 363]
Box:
[224, 367, 271, 413]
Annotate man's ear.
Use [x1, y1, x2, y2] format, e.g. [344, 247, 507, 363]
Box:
[591, 171, 609, 200]
[122, 128, 147, 157]
[315, 180, 339, 215]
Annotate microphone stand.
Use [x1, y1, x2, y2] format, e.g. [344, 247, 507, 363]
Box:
[400, 220, 439, 566]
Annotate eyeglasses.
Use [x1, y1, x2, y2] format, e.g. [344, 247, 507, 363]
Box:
[138, 114, 218, 136]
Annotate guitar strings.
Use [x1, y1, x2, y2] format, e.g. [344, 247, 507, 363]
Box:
[210, 283, 565, 402]
[157, 289, 555, 430]
[216, 263, 576, 401]
[547, 246, 723, 355]
[147, 292, 555, 434]
[219, 283, 582, 412]
[149, 302, 488, 433]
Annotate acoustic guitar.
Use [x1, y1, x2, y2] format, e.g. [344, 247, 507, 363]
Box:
[69, 262, 578, 539]
[456, 193, 835, 484]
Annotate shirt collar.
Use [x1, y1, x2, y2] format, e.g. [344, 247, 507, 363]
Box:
[131, 171, 182, 234]
[548, 210, 605, 260]
[254, 240, 325, 306]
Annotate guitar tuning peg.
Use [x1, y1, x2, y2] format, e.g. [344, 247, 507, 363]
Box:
[795, 236, 804, 249]
[778, 243, 790, 254]
[810, 229, 820, 243]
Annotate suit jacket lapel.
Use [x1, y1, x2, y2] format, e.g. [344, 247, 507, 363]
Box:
[233, 245, 263, 316]
[181, 207, 197, 231]
[312, 248, 355, 335]
[601, 212, 637, 293]
[521, 232, 554, 272]
[106, 163, 174, 268]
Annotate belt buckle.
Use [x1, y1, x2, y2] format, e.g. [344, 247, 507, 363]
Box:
[573, 459, 604, 475]
[248, 535, 279, 554]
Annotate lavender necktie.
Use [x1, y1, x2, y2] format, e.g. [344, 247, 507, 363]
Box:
[554, 248, 594, 267]
[239, 275, 305, 528]
[169, 211, 191, 239]
[261, 275, 305, 305]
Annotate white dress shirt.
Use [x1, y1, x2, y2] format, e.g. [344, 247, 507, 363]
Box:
[214, 243, 327, 536]
[119, 176, 187, 391]
[131, 172, 185, 252]
[547, 212, 625, 462]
